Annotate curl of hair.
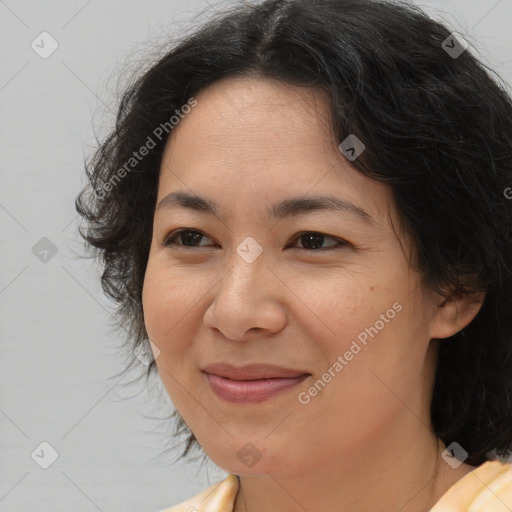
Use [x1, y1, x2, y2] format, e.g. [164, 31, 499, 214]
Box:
[76, 0, 512, 465]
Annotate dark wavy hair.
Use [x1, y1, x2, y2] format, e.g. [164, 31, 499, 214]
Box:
[75, 0, 512, 466]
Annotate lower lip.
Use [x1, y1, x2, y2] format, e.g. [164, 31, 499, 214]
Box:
[203, 372, 309, 404]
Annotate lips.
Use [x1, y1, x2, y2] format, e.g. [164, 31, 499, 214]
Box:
[201, 362, 309, 380]
[201, 363, 310, 404]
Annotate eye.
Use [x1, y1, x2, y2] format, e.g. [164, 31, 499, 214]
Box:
[162, 229, 216, 249]
[287, 231, 348, 251]
[162, 229, 348, 252]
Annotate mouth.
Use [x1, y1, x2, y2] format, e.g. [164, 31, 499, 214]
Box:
[201, 363, 310, 404]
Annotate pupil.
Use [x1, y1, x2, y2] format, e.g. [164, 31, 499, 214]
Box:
[182, 231, 202, 245]
[303, 233, 323, 249]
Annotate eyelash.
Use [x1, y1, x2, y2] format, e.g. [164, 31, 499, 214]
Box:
[161, 229, 349, 252]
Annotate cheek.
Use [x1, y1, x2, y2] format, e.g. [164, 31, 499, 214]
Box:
[142, 263, 209, 422]
[292, 272, 428, 410]
[287, 268, 401, 357]
[286, 311, 427, 467]
[142, 262, 205, 365]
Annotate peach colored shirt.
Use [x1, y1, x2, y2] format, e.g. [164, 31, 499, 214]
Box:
[160, 460, 512, 512]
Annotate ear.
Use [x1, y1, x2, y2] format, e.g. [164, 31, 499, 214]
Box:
[428, 290, 486, 340]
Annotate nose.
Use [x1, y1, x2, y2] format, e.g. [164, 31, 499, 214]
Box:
[203, 254, 287, 342]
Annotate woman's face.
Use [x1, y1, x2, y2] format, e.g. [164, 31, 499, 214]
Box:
[142, 76, 443, 476]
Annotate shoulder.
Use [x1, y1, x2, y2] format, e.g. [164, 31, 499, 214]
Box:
[157, 474, 239, 512]
[430, 459, 512, 511]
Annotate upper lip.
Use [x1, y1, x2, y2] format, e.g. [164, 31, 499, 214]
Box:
[202, 362, 310, 380]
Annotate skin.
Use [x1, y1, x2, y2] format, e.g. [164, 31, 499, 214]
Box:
[142, 75, 485, 512]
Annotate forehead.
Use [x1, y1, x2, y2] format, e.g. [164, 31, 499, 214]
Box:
[163, 75, 335, 162]
[157, 76, 393, 225]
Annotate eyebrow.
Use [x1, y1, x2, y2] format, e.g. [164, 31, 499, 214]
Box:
[155, 191, 375, 225]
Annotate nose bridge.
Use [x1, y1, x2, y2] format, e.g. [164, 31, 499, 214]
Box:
[225, 240, 267, 295]
[218, 232, 266, 286]
[235, 234, 265, 265]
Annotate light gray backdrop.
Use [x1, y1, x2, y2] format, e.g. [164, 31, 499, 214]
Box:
[1, 1, 511, 511]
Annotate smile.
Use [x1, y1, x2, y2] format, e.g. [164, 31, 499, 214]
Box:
[201, 363, 310, 404]
[204, 373, 309, 403]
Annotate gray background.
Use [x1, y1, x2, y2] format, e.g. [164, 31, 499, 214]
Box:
[1, 1, 511, 511]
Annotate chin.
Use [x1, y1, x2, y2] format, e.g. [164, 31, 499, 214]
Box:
[203, 440, 299, 477]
